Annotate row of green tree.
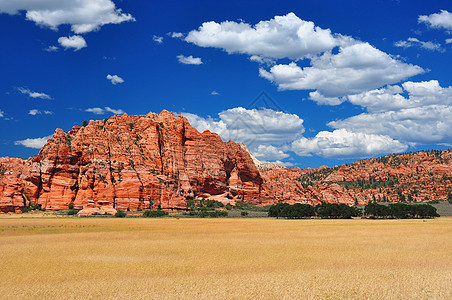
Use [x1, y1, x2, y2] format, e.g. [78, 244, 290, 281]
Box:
[268, 203, 361, 219]
[364, 203, 439, 219]
[268, 202, 439, 219]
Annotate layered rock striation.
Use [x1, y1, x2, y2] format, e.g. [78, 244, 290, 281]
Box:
[1, 110, 451, 213]
[0, 110, 264, 212]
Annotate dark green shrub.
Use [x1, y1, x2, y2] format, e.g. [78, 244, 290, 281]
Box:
[315, 203, 361, 219]
[208, 211, 228, 217]
[22, 203, 45, 213]
[268, 203, 291, 217]
[67, 209, 79, 215]
[143, 210, 169, 217]
[364, 203, 390, 218]
[188, 210, 228, 217]
[269, 203, 319, 219]
[68, 203, 74, 210]
[364, 203, 439, 219]
[241, 211, 249, 216]
[22, 206, 32, 213]
[187, 198, 225, 210]
[115, 210, 127, 218]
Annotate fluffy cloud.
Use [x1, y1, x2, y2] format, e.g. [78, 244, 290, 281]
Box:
[85, 107, 104, 115]
[86, 107, 124, 115]
[169, 32, 183, 38]
[44, 45, 58, 52]
[308, 91, 346, 106]
[185, 13, 423, 102]
[210, 91, 219, 95]
[291, 129, 407, 159]
[446, 38, 452, 44]
[394, 37, 443, 52]
[104, 107, 124, 114]
[0, 110, 4, 118]
[348, 80, 452, 113]
[14, 135, 52, 149]
[259, 42, 423, 100]
[330, 106, 452, 145]
[29, 109, 53, 115]
[419, 10, 452, 30]
[253, 144, 290, 161]
[184, 106, 411, 160]
[106, 74, 124, 85]
[18, 87, 51, 99]
[152, 35, 163, 44]
[330, 81, 452, 145]
[249, 55, 275, 66]
[58, 35, 87, 51]
[0, 0, 135, 34]
[177, 55, 203, 65]
[183, 107, 304, 146]
[185, 13, 338, 60]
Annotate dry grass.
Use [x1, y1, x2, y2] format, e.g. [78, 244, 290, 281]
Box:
[0, 217, 451, 299]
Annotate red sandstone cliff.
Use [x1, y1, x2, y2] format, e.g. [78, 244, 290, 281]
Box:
[260, 150, 452, 205]
[1, 110, 451, 213]
[0, 110, 264, 213]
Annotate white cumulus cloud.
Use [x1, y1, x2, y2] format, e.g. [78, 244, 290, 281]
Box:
[0, 0, 135, 34]
[15, 135, 52, 149]
[253, 144, 290, 161]
[104, 107, 124, 114]
[329, 106, 452, 145]
[185, 12, 338, 60]
[291, 129, 407, 159]
[259, 42, 423, 101]
[86, 107, 105, 115]
[330, 81, 452, 145]
[28, 109, 53, 115]
[348, 80, 452, 113]
[419, 10, 452, 30]
[184, 13, 423, 102]
[86, 107, 124, 115]
[169, 32, 184, 38]
[106, 74, 124, 85]
[177, 55, 203, 65]
[58, 35, 87, 51]
[0, 110, 4, 118]
[18, 87, 52, 99]
[183, 107, 304, 146]
[446, 38, 452, 44]
[394, 37, 443, 52]
[44, 45, 59, 52]
[152, 35, 163, 44]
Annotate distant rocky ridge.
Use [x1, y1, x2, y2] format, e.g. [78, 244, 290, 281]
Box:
[1, 110, 451, 213]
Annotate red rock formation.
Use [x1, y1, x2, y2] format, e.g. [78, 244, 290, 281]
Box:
[275, 150, 452, 205]
[1, 110, 451, 213]
[0, 110, 264, 212]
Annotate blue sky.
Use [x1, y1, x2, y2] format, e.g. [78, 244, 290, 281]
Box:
[1, 0, 451, 168]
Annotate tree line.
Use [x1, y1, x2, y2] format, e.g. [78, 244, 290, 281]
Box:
[268, 202, 439, 219]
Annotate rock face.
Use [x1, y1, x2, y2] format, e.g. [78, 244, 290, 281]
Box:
[260, 150, 452, 205]
[0, 110, 263, 212]
[1, 110, 451, 213]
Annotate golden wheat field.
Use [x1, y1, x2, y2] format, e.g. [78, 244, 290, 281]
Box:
[0, 216, 451, 299]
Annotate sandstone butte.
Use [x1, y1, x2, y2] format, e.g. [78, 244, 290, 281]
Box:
[1, 110, 452, 214]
